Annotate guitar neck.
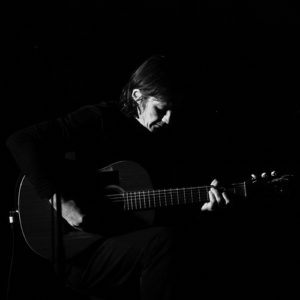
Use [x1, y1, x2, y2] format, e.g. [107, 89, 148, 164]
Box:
[110, 182, 247, 211]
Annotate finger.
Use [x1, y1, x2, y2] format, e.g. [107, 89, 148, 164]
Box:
[201, 190, 216, 211]
[222, 192, 230, 205]
[210, 179, 222, 204]
[210, 186, 222, 204]
[210, 178, 218, 187]
[201, 201, 213, 211]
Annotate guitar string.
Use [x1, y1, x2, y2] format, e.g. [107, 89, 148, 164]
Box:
[106, 183, 246, 201]
[122, 190, 239, 210]
[107, 192, 246, 206]
[122, 193, 210, 210]
[105, 186, 246, 209]
[108, 190, 211, 200]
[121, 189, 246, 210]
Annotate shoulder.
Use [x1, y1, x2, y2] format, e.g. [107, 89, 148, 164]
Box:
[62, 101, 123, 129]
[90, 101, 131, 124]
[73, 101, 121, 118]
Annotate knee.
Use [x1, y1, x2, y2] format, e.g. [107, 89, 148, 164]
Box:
[147, 227, 179, 256]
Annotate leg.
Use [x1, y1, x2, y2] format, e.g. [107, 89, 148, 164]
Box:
[65, 226, 178, 300]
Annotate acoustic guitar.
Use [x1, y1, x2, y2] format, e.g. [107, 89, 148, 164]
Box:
[16, 160, 292, 259]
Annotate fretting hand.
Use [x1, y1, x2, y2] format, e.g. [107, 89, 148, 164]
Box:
[201, 179, 230, 211]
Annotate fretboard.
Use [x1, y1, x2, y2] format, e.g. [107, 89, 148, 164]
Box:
[109, 182, 247, 211]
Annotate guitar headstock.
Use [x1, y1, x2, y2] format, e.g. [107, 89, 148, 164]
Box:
[247, 170, 294, 198]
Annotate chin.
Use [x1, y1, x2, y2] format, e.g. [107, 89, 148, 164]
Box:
[151, 126, 162, 133]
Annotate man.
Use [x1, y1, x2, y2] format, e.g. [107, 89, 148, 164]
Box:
[7, 55, 230, 300]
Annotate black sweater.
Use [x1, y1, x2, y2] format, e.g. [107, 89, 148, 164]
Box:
[7, 103, 179, 257]
[6, 103, 170, 199]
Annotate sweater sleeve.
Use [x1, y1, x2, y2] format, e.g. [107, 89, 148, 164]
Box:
[6, 105, 103, 199]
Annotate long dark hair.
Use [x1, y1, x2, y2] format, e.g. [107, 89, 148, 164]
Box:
[120, 55, 177, 117]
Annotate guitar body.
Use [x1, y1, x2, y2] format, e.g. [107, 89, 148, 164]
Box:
[17, 161, 155, 259]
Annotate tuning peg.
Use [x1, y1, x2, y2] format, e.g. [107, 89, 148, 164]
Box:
[271, 170, 277, 177]
[261, 172, 268, 178]
[251, 174, 257, 181]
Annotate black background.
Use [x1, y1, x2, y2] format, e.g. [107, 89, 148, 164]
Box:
[3, 1, 300, 299]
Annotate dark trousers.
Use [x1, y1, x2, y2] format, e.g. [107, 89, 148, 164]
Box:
[65, 226, 188, 300]
[64, 209, 296, 300]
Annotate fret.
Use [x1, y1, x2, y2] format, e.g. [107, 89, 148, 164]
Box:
[133, 192, 136, 209]
[133, 193, 137, 209]
[131, 192, 135, 210]
[196, 188, 199, 203]
[128, 192, 131, 210]
[140, 192, 143, 209]
[243, 182, 247, 197]
[128, 193, 133, 209]
[159, 191, 162, 205]
[164, 189, 167, 206]
[142, 191, 146, 208]
[170, 189, 173, 205]
[195, 188, 200, 203]
[135, 192, 138, 209]
[158, 191, 161, 207]
[126, 192, 129, 210]
[148, 190, 151, 209]
[199, 188, 203, 203]
[148, 192, 151, 208]
[160, 190, 163, 207]
[151, 191, 155, 208]
[198, 188, 202, 204]
[192, 188, 196, 203]
[138, 191, 141, 209]
[124, 193, 128, 210]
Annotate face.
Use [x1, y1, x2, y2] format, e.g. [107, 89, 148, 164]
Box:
[136, 96, 172, 132]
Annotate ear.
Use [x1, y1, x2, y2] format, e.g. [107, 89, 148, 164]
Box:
[132, 89, 143, 102]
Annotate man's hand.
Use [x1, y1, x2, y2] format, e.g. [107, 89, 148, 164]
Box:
[50, 194, 85, 228]
[201, 179, 230, 211]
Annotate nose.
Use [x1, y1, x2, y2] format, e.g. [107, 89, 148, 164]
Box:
[162, 110, 171, 124]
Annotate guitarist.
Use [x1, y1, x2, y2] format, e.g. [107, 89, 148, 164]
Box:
[6, 55, 231, 300]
